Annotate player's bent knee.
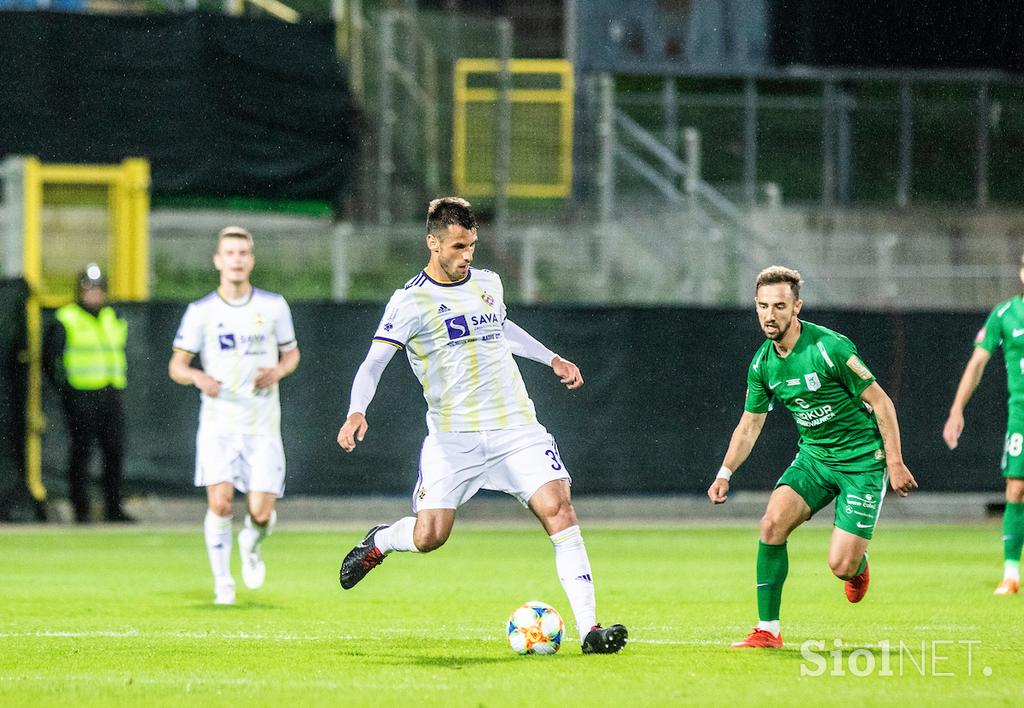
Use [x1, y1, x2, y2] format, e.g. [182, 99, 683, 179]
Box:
[209, 500, 232, 517]
[414, 535, 447, 553]
[250, 510, 273, 526]
[530, 486, 576, 523]
[1006, 479, 1024, 503]
[413, 528, 450, 553]
[540, 500, 575, 525]
[759, 514, 788, 544]
[828, 556, 859, 579]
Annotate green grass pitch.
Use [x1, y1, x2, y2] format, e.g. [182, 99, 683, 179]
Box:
[1, 524, 1021, 706]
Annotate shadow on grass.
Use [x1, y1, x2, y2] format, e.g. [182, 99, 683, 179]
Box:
[338, 649, 520, 668]
[189, 600, 285, 611]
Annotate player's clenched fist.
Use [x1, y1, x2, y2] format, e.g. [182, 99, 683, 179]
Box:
[707, 478, 729, 504]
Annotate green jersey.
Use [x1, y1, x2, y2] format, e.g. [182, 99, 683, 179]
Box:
[744, 320, 883, 472]
[975, 295, 1024, 416]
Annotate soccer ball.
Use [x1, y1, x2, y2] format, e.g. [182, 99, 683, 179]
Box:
[506, 601, 564, 655]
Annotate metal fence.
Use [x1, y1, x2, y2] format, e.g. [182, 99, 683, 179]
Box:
[605, 68, 1024, 210]
[113, 207, 1024, 311]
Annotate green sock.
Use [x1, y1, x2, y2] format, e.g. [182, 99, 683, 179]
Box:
[1003, 502, 1024, 565]
[854, 554, 867, 577]
[756, 541, 788, 622]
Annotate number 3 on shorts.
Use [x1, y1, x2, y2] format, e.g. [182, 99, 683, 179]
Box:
[545, 449, 562, 471]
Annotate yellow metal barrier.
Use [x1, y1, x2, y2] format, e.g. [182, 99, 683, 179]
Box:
[227, 0, 299, 24]
[453, 58, 574, 199]
[19, 157, 150, 504]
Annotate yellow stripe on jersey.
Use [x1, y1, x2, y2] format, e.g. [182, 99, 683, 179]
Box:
[511, 363, 534, 423]
[465, 327, 483, 432]
[372, 337, 404, 350]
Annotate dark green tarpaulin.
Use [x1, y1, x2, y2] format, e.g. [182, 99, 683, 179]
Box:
[0, 279, 35, 520]
[31, 301, 1009, 498]
[0, 11, 358, 203]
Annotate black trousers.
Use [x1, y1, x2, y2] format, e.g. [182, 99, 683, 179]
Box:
[63, 387, 126, 520]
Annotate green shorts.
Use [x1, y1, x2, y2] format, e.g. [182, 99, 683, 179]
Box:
[1002, 420, 1024, 478]
[775, 451, 889, 540]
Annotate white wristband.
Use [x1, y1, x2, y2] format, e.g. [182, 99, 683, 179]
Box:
[716, 466, 733, 481]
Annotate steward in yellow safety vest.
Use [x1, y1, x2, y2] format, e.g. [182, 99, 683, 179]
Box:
[53, 301, 127, 391]
[43, 264, 133, 524]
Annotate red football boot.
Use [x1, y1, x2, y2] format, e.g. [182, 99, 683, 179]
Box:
[730, 628, 783, 649]
[844, 561, 870, 603]
[993, 578, 1019, 595]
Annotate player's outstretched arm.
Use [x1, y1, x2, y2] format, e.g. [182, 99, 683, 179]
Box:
[708, 411, 766, 504]
[942, 347, 991, 450]
[860, 382, 918, 497]
[169, 349, 221, 397]
[337, 341, 398, 453]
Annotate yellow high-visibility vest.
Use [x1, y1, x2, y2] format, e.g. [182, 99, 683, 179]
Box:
[54, 303, 127, 391]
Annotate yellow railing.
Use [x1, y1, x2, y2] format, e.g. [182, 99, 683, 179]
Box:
[19, 157, 150, 504]
[453, 58, 574, 199]
[227, 0, 300, 24]
[23, 157, 150, 306]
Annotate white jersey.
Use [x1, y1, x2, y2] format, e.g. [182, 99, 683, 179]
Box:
[173, 288, 297, 436]
[374, 268, 537, 433]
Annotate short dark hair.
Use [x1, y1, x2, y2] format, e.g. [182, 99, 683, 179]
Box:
[755, 265, 802, 300]
[426, 197, 477, 238]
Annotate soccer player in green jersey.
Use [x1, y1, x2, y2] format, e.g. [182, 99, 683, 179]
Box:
[708, 266, 918, 649]
[943, 256, 1024, 596]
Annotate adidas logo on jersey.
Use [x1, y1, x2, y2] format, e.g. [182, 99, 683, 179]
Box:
[437, 304, 451, 314]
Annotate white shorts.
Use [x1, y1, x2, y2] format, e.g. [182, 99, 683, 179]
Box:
[194, 431, 286, 497]
[413, 423, 571, 512]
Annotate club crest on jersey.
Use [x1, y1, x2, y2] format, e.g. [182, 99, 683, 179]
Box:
[218, 333, 236, 351]
[253, 312, 265, 326]
[481, 292, 495, 307]
[444, 315, 471, 340]
[804, 372, 821, 391]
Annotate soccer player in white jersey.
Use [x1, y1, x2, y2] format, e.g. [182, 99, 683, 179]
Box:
[168, 226, 300, 605]
[335, 197, 627, 654]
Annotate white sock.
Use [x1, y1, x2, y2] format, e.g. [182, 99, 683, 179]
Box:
[374, 516, 419, 553]
[1005, 560, 1021, 582]
[204, 510, 233, 582]
[550, 525, 596, 643]
[243, 510, 276, 547]
[757, 620, 781, 637]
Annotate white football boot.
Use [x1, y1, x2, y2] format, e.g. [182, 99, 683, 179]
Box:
[238, 526, 266, 590]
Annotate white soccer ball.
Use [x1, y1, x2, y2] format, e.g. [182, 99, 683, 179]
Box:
[506, 601, 564, 655]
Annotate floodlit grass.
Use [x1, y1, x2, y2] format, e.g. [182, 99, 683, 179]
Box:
[1, 525, 1021, 706]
